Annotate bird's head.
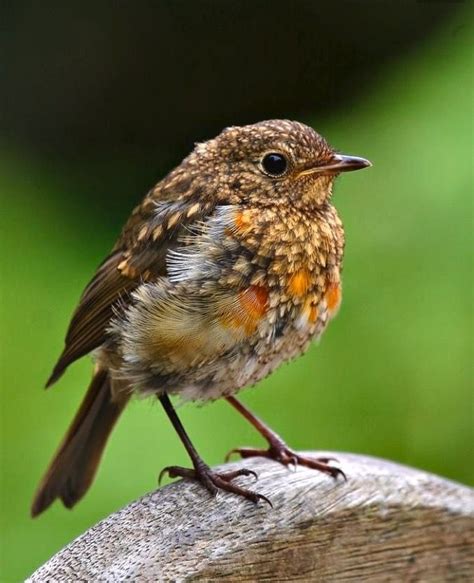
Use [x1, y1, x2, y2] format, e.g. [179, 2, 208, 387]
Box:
[193, 120, 371, 207]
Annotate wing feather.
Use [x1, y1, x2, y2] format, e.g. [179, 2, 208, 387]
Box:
[46, 253, 138, 386]
[46, 189, 215, 388]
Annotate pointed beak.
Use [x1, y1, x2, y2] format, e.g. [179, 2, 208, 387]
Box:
[328, 154, 372, 173]
[298, 154, 372, 176]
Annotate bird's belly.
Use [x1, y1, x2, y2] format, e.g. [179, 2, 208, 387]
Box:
[174, 282, 342, 402]
[116, 275, 341, 402]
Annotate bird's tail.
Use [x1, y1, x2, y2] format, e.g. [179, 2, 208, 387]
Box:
[31, 369, 129, 517]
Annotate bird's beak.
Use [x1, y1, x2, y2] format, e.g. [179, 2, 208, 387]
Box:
[298, 154, 372, 176]
[328, 154, 372, 173]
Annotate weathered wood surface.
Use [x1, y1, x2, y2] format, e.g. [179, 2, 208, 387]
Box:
[28, 452, 474, 582]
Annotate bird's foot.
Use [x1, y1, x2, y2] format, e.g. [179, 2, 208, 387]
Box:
[159, 461, 272, 506]
[226, 440, 346, 480]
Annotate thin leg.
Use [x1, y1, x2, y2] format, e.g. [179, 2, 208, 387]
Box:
[226, 396, 345, 480]
[158, 393, 271, 505]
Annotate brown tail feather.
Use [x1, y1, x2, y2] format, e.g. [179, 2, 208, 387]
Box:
[31, 369, 129, 517]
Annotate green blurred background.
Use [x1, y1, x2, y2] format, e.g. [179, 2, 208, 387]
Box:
[1, 3, 472, 581]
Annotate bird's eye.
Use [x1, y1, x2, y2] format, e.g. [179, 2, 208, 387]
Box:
[261, 153, 288, 177]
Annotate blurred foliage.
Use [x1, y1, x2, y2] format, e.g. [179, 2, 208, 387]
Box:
[1, 10, 473, 582]
[1, 1, 458, 157]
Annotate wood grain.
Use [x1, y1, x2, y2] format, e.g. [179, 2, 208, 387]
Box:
[28, 453, 474, 581]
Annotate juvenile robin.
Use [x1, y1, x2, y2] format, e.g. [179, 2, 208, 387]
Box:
[31, 120, 370, 516]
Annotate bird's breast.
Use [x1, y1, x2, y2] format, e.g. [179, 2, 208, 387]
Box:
[112, 203, 344, 399]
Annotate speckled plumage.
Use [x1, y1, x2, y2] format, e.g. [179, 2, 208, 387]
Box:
[32, 120, 370, 516]
[108, 201, 343, 401]
[104, 121, 344, 401]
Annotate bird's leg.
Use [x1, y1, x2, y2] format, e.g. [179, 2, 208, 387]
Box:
[225, 396, 346, 480]
[158, 393, 271, 505]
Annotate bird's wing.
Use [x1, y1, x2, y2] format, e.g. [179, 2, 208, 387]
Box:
[115, 205, 271, 386]
[46, 190, 215, 388]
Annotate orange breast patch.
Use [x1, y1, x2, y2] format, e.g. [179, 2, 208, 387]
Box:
[325, 283, 341, 314]
[220, 285, 268, 335]
[288, 268, 311, 297]
[299, 298, 319, 330]
[308, 304, 319, 324]
[234, 209, 252, 233]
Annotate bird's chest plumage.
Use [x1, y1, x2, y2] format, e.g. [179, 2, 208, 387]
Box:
[228, 203, 343, 332]
[234, 205, 344, 381]
[114, 203, 344, 401]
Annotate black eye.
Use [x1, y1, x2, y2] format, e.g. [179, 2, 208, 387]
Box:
[261, 152, 288, 177]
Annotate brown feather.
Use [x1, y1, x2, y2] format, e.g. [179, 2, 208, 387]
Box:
[32, 369, 130, 517]
[45, 253, 136, 387]
[45, 173, 217, 389]
[37, 179, 218, 512]
[45, 247, 169, 388]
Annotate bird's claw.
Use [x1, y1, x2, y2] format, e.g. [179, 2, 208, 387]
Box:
[226, 445, 345, 481]
[158, 463, 271, 506]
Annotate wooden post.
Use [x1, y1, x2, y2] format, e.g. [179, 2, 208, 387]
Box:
[28, 452, 474, 581]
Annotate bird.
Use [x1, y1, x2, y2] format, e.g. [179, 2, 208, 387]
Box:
[31, 119, 371, 516]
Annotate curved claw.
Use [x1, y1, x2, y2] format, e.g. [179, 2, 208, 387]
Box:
[286, 453, 299, 471]
[238, 468, 259, 482]
[158, 463, 270, 506]
[159, 465, 194, 484]
[329, 466, 347, 481]
[226, 444, 346, 484]
[220, 468, 259, 482]
[224, 448, 238, 462]
[256, 493, 273, 508]
[158, 466, 171, 485]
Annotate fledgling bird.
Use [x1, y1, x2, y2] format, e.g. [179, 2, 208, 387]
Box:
[31, 120, 371, 516]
